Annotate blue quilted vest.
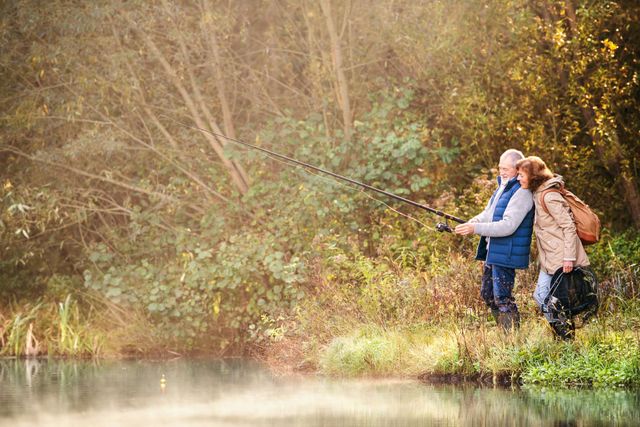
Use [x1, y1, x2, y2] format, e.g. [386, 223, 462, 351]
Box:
[475, 176, 534, 269]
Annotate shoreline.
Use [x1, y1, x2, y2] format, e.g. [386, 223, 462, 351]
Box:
[2, 344, 640, 390]
[2, 296, 639, 389]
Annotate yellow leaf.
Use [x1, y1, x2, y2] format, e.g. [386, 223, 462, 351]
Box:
[603, 39, 618, 52]
[3, 180, 12, 190]
[212, 293, 221, 319]
[553, 27, 566, 47]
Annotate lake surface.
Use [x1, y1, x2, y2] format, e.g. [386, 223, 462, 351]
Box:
[1, 358, 639, 426]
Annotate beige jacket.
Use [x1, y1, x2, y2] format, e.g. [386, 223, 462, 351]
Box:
[533, 176, 589, 274]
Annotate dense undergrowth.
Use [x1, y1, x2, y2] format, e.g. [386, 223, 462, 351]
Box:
[2, 91, 639, 384]
[1, 208, 639, 388]
[262, 231, 640, 387]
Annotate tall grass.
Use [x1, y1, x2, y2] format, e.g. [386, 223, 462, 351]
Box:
[2, 303, 42, 356]
[316, 320, 640, 387]
[0, 293, 157, 357]
[266, 234, 640, 387]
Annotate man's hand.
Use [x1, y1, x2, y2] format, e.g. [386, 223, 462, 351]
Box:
[563, 260, 574, 273]
[454, 223, 475, 236]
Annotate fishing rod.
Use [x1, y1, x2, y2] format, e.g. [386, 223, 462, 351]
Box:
[164, 117, 466, 232]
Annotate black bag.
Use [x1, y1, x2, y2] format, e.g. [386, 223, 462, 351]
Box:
[545, 267, 598, 324]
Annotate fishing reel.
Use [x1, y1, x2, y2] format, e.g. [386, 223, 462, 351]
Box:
[435, 221, 453, 233]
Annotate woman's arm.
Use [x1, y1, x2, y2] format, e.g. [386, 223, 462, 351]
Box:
[543, 191, 578, 268]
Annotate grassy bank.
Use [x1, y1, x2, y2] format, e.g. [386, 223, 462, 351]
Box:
[3, 232, 639, 389]
[263, 232, 640, 387]
[5, 297, 639, 388]
[311, 314, 640, 387]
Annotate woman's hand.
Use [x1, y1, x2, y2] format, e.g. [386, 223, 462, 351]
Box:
[563, 260, 574, 273]
[454, 223, 475, 236]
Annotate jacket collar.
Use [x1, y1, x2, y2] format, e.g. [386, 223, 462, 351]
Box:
[536, 175, 565, 193]
[497, 175, 520, 190]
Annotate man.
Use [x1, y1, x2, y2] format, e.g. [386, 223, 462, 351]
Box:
[454, 149, 534, 330]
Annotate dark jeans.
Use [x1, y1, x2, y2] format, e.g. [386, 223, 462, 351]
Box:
[481, 263, 518, 314]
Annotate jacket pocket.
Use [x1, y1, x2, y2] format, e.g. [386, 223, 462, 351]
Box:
[546, 238, 559, 250]
[540, 235, 562, 260]
[537, 232, 560, 254]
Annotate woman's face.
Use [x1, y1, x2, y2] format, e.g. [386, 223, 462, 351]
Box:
[517, 169, 530, 189]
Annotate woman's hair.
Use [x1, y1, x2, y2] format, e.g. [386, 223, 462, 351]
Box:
[516, 156, 554, 192]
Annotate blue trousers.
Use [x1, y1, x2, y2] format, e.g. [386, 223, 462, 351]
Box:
[534, 270, 554, 322]
[481, 263, 518, 314]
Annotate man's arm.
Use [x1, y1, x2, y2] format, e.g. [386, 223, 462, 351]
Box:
[454, 194, 493, 235]
[473, 189, 533, 237]
[454, 188, 499, 235]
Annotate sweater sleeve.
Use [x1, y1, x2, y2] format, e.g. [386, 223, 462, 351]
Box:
[543, 191, 578, 261]
[473, 189, 533, 237]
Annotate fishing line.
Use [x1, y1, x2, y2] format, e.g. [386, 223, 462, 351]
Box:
[261, 150, 432, 229]
[162, 116, 466, 231]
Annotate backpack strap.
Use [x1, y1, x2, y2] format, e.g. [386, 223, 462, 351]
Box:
[539, 184, 566, 215]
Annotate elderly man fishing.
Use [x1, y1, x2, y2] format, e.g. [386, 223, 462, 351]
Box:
[454, 149, 534, 331]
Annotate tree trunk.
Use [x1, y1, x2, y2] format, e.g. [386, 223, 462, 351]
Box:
[320, 0, 352, 143]
[131, 16, 249, 195]
[166, 11, 251, 191]
[202, 0, 236, 140]
[581, 107, 640, 227]
[534, 0, 640, 227]
[564, 0, 578, 37]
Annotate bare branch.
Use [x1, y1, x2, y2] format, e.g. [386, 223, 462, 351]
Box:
[122, 11, 250, 194]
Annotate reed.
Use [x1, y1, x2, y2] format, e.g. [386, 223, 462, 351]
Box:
[1, 303, 42, 357]
[0, 293, 154, 357]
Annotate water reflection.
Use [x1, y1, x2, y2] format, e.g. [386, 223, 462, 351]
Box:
[0, 358, 638, 426]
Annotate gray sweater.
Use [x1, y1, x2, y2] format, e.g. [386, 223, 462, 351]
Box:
[469, 187, 534, 237]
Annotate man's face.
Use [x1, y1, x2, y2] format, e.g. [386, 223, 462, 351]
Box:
[498, 159, 517, 181]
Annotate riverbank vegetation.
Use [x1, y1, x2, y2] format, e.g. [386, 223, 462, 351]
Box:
[264, 233, 640, 386]
[1, 1, 639, 386]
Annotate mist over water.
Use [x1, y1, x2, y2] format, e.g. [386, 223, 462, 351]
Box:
[1, 359, 639, 426]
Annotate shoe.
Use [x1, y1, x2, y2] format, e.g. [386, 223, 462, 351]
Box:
[497, 312, 520, 332]
[550, 321, 574, 341]
[491, 309, 500, 324]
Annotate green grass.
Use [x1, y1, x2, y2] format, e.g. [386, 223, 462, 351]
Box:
[315, 318, 640, 387]
[3, 303, 42, 356]
[521, 331, 640, 387]
[277, 233, 640, 387]
[320, 326, 409, 376]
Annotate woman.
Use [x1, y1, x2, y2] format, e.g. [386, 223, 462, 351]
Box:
[515, 156, 589, 339]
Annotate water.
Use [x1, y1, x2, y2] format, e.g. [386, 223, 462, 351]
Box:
[1, 359, 639, 426]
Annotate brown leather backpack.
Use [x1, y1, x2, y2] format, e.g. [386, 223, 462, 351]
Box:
[540, 185, 601, 245]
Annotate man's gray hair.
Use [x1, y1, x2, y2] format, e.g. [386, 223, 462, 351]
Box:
[500, 149, 525, 168]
